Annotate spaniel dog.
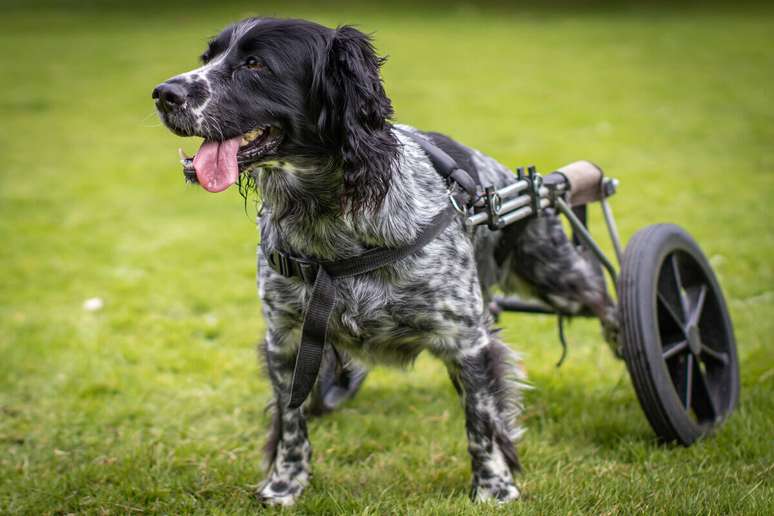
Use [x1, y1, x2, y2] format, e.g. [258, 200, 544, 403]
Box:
[153, 17, 617, 506]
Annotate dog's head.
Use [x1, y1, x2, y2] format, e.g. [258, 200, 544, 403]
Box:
[153, 17, 397, 212]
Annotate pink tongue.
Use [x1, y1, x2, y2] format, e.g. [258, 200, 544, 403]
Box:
[192, 137, 241, 192]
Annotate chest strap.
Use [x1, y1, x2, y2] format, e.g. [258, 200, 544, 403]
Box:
[264, 205, 459, 409]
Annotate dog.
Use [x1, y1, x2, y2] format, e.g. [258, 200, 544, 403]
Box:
[153, 17, 618, 506]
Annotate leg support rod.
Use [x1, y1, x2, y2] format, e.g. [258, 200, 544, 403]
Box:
[554, 198, 618, 286]
[600, 196, 623, 266]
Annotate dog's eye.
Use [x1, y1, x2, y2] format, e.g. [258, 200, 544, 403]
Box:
[245, 56, 265, 71]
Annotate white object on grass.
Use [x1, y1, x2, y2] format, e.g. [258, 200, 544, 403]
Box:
[83, 297, 104, 312]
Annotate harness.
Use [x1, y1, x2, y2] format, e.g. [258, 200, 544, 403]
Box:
[262, 128, 480, 409]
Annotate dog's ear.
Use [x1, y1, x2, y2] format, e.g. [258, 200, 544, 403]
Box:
[313, 25, 397, 213]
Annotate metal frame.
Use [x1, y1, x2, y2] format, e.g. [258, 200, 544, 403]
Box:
[466, 164, 622, 316]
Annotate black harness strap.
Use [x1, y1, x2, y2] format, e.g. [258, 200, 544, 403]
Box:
[321, 206, 458, 277]
[288, 265, 336, 408]
[421, 131, 481, 188]
[396, 127, 480, 200]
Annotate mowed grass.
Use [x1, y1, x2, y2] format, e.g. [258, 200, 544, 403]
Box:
[1, 1, 773, 514]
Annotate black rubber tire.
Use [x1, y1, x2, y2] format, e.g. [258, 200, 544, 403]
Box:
[619, 224, 739, 445]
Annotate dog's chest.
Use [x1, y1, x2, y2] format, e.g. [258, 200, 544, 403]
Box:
[259, 231, 485, 362]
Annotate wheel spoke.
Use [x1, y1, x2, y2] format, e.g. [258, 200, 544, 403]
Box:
[658, 293, 686, 329]
[670, 254, 690, 317]
[682, 354, 694, 409]
[686, 284, 708, 327]
[691, 360, 718, 421]
[663, 340, 689, 360]
[658, 254, 686, 324]
[701, 344, 729, 365]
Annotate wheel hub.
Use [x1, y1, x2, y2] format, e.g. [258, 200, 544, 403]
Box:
[686, 324, 702, 355]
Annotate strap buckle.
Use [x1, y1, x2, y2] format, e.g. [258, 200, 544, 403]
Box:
[269, 249, 292, 277]
[266, 247, 319, 285]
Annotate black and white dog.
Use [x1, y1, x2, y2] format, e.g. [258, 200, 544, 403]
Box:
[153, 17, 617, 506]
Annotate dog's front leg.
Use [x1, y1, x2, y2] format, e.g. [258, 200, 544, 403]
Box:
[257, 332, 311, 506]
[446, 333, 525, 504]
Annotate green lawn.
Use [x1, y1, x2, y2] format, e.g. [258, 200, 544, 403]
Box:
[1, 1, 773, 514]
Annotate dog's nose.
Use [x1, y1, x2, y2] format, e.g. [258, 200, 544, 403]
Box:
[152, 82, 187, 112]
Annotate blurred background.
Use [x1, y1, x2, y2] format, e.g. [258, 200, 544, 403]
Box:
[1, 1, 772, 513]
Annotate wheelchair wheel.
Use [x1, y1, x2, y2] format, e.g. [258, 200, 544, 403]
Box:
[619, 224, 739, 445]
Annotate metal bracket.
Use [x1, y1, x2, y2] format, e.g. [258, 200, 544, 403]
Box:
[527, 165, 543, 217]
[485, 186, 502, 230]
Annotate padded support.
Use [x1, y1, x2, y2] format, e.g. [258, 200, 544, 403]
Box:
[556, 161, 604, 207]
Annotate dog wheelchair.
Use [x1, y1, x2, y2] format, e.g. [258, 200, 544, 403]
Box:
[298, 158, 739, 446]
[188, 139, 739, 446]
[474, 161, 740, 445]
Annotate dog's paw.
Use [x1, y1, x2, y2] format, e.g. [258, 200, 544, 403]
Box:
[601, 306, 623, 358]
[472, 481, 521, 504]
[257, 478, 306, 507]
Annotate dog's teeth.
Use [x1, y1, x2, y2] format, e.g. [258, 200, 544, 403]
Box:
[241, 128, 266, 146]
[178, 148, 193, 162]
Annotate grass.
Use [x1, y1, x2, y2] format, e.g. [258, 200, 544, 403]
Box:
[1, 1, 773, 514]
